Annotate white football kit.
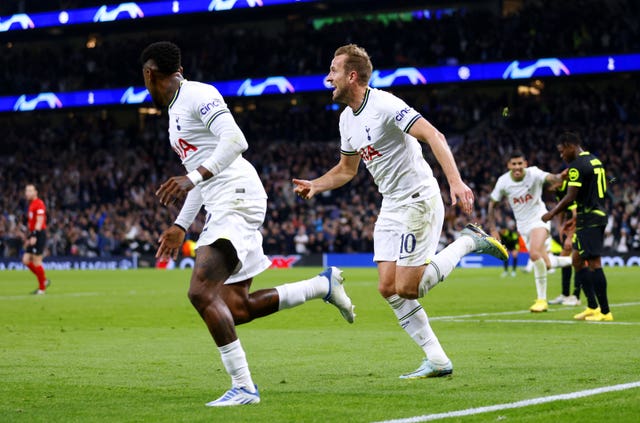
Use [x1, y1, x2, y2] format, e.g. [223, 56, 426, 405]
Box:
[339, 88, 442, 266]
[490, 166, 551, 248]
[169, 80, 270, 282]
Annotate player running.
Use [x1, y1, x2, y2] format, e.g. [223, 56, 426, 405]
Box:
[487, 151, 572, 312]
[140, 41, 355, 407]
[293, 44, 507, 380]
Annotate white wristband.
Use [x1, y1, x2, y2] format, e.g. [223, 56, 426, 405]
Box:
[186, 169, 203, 186]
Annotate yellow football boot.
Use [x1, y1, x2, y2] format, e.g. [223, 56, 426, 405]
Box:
[585, 311, 614, 322]
[529, 299, 548, 313]
[574, 307, 600, 320]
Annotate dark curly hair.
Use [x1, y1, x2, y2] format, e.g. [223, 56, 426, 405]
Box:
[140, 41, 181, 75]
[558, 131, 582, 146]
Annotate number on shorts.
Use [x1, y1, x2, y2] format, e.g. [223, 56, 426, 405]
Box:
[400, 233, 417, 255]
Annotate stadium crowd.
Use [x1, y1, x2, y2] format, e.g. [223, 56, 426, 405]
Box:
[1, 0, 639, 95]
[1, 78, 639, 258]
[1, 0, 639, 259]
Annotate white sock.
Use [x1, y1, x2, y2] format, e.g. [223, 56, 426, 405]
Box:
[386, 295, 449, 365]
[532, 258, 547, 300]
[218, 339, 255, 392]
[525, 259, 533, 272]
[548, 255, 572, 268]
[275, 276, 328, 309]
[419, 236, 475, 296]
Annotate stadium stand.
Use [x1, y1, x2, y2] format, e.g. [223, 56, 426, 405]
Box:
[1, 0, 639, 258]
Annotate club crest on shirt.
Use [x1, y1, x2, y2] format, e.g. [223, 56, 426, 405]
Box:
[568, 168, 580, 181]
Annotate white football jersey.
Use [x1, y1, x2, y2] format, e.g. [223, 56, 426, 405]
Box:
[168, 80, 266, 204]
[490, 166, 549, 232]
[339, 88, 439, 209]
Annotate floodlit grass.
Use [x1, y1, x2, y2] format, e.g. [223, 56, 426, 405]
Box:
[1, 266, 639, 422]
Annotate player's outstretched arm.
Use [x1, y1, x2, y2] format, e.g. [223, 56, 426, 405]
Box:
[544, 169, 567, 190]
[293, 154, 360, 200]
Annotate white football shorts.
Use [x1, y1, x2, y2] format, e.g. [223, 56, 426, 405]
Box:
[196, 198, 272, 284]
[373, 194, 444, 267]
[519, 219, 551, 251]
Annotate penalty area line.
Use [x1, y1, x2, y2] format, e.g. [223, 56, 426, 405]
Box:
[372, 381, 640, 423]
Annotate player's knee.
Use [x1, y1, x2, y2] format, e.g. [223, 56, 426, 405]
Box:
[396, 284, 419, 300]
[230, 304, 252, 325]
[21, 256, 30, 266]
[191, 265, 210, 285]
[378, 284, 395, 298]
[187, 287, 209, 312]
[529, 250, 543, 261]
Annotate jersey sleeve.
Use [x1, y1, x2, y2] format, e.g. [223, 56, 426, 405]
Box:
[338, 112, 357, 156]
[530, 166, 550, 187]
[192, 84, 231, 131]
[174, 185, 204, 230]
[490, 176, 504, 202]
[34, 199, 46, 215]
[382, 92, 422, 133]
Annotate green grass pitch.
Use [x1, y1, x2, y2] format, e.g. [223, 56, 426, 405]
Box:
[2, 266, 639, 422]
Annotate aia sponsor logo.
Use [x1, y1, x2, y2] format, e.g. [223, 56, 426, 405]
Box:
[358, 145, 382, 162]
[512, 193, 533, 205]
[269, 255, 301, 269]
[173, 138, 198, 160]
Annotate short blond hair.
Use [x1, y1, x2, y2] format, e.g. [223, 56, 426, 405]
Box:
[334, 44, 373, 86]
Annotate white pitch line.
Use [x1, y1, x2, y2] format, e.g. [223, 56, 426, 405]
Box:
[373, 381, 640, 423]
[431, 301, 640, 321]
[0, 292, 101, 300]
[442, 318, 640, 326]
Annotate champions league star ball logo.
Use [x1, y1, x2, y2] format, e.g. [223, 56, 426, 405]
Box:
[370, 68, 427, 88]
[13, 93, 63, 111]
[209, 0, 264, 11]
[0, 14, 35, 32]
[502, 58, 570, 79]
[237, 77, 295, 96]
[93, 3, 144, 22]
[120, 86, 150, 104]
